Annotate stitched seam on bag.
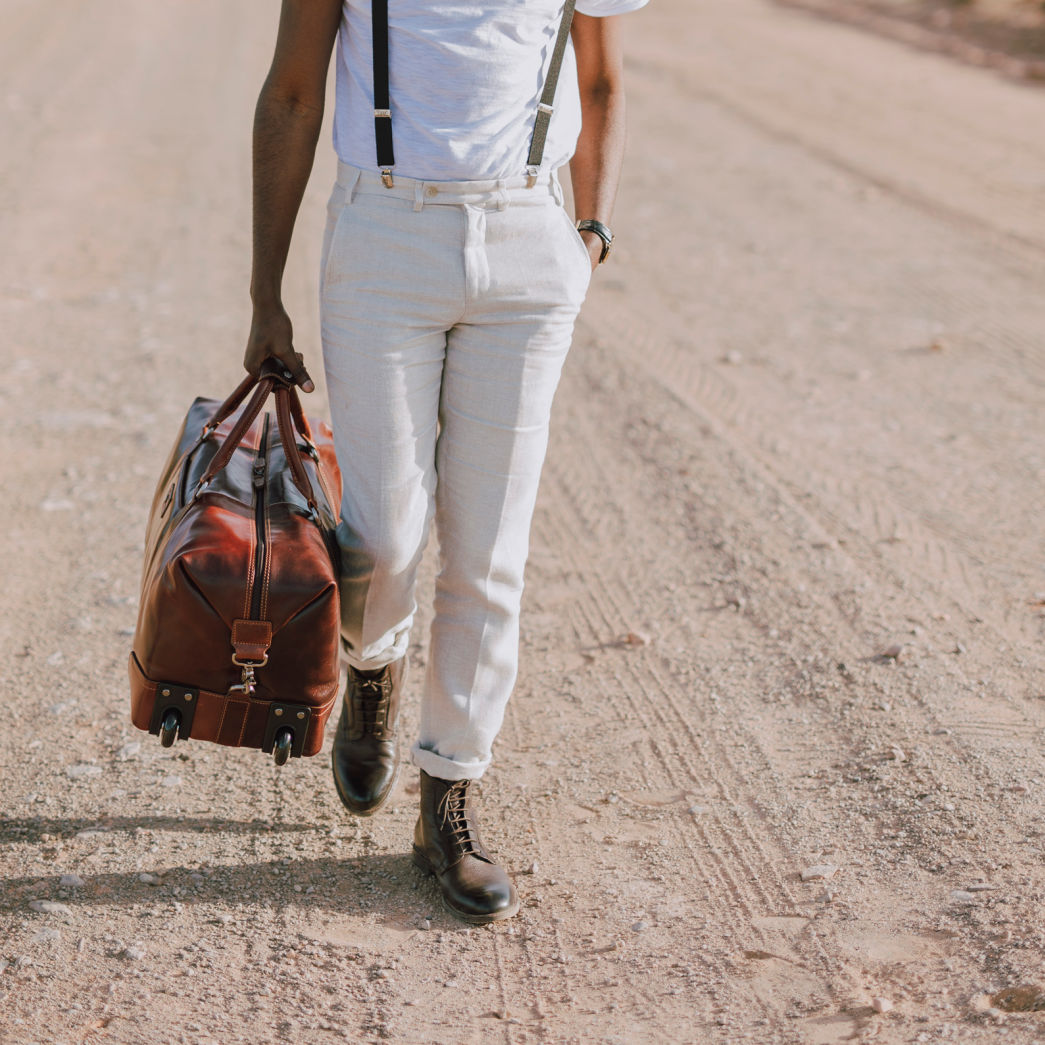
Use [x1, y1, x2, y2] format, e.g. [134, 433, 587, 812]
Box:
[243, 524, 255, 622]
[175, 560, 230, 624]
[261, 510, 272, 620]
[236, 701, 250, 746]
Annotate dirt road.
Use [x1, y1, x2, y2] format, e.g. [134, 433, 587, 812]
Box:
[2, 0, 1044, 1042]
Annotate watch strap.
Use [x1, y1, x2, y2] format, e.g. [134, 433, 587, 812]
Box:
[576, 219, 613, 263]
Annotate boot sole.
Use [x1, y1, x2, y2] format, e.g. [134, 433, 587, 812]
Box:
[412, 847, 521, 925]
[331, 752, 400, 818]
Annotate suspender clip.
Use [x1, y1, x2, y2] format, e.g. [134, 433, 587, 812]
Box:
[525, 165, 539, 189]
[381, 168, 395, 188]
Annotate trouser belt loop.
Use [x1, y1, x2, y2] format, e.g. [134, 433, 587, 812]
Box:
[549, 175, 564, 207]
[496, 180, 509, 212]
[414, 180, 424, 212]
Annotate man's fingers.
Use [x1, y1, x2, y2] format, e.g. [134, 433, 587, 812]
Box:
[275, 350, 315, 394]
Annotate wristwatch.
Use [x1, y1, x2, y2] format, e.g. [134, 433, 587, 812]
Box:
[575, 219, 613, 264]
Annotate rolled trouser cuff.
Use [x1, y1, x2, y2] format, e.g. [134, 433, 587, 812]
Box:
[410, 742, 488, 782]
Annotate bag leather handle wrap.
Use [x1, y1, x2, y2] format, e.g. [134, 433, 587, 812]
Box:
[194, 366, 318, 510]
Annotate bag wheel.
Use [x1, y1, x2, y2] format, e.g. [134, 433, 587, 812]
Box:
[159, 709, 180, 748]
[273, 728, 294, 766]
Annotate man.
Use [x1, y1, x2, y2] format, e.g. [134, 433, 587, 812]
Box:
[244, 0, 645, 924]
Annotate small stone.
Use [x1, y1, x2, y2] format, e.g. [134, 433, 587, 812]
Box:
[32, 928, 62, 944]
[523, 861, 538, 875]
[161, 774, 183, 788]
[816, 889, 838, 903]
[950, 889, 977, 903]
[887, 745, 907, 762]
[29, 901, 72, 916]
[59, 874, 85, 888]
[122, 946, 146, 962]
[74, 829, 108, 841]
[965, 990, 990, 1015]
[419, 919, 431, 931]
[217, 914, 233, 924]
[631, 921, 648, 932]
[116, 742, 141, 761]
[871, 997, 893, 1013]
[801, 864, 839, 882]
[722, 350, 743, 365]
[138, 873, 159, 886]
[66, 764, 101, 780]
[953, 642, 966, 654]
[990, 985, 1045, 1012]
[966, 883, 996, 892]
[878, 644, 904, 661]
[623, 630, 650, 647]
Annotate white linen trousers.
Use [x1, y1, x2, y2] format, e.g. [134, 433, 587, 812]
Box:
[320, 163, 591, 781]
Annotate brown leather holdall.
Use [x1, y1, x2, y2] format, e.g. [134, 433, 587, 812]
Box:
[129, 365, 343, 765]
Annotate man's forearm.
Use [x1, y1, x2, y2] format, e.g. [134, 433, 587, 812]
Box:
[250, 86, 325, 308]
[569, 83, 626, 228]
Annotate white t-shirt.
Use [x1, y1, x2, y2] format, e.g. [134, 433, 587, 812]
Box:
[333, 0, 648, 181]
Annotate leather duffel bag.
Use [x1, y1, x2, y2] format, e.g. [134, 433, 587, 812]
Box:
[129, 364, 342, 764]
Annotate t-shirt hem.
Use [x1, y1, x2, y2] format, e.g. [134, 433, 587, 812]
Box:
[575, 0, 649, 16]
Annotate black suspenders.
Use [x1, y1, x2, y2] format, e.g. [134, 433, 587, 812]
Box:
[371, 0, 396, 186]
[371, 0, 578, 187]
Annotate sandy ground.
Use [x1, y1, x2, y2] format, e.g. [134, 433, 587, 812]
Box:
[2, 0, 1045, 1042]
[775, 0, 1045, 81]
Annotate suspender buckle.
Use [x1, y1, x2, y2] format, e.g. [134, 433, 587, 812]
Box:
[381, 168, 395, 188]
[525, 165, 539, 189]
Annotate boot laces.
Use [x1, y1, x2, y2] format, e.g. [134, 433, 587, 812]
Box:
[437, 780, 483, 858]
[351, 670, 391, 735]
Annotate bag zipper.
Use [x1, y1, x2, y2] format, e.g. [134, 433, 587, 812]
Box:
[249, 414, 271, 620]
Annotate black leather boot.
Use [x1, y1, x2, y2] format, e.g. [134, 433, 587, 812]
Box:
[412, 770, 519, 924]
[331, 658, 406, 816]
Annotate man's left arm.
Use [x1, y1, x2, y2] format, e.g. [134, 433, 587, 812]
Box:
[569, 12, 627, 271]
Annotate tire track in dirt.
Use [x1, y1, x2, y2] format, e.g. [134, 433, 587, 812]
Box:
[536, 309, 1045, 1037]
[585, 285, 1045, 695]
[569, 297, 1044, 814]
[535, 427, 849, 1035]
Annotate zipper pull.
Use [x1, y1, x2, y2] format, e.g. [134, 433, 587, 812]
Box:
[252, 458, 266, 487]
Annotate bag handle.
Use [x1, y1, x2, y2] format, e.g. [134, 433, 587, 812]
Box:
[193, 364, 318, 511]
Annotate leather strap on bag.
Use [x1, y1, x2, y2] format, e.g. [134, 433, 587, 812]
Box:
[194, 367, 319, 511]
[371, 0, 577, 186]
[201, 370, 262, 435]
